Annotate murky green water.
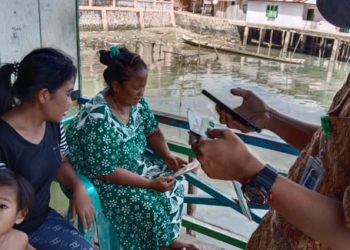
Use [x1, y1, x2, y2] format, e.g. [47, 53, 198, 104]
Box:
[81, 43, 350, 126]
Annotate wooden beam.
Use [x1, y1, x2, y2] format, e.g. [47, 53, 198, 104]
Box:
[268, 29, 273, 56]
[331, 39, 339, 62]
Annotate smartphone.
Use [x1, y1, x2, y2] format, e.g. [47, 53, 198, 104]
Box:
[202, 89, 261, 133]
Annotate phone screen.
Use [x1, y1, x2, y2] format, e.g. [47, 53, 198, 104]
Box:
[202, 89, 261, 133]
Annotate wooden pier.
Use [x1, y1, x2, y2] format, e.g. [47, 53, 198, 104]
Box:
[183, 35, 306, 64]
[239, 22, 350, 62]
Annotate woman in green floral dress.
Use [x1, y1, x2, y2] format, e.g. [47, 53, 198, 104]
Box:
[66, 47, 198, 250]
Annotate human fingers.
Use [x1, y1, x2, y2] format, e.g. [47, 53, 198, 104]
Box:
[191, 138, 208, 157]
[78, 212, 87, 232]
[219, 109, 227, 124]
[86, 206, 94, 230]
[165, 179, 175, 190]
[70, 205, 77, 222]
[225, 114, 252, 132]
[176, 157, 188, 166]
[230, 88, 251, 100]
[162, 176, 174, 183]
[206, 128, 230, 139]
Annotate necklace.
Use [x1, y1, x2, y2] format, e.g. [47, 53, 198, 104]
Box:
[110, 95, 129, 120]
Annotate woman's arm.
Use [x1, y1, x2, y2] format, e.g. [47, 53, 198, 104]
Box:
[55, 157, 94, 232]
[146, 127, 171, 159]
[146, 127, 188, 170]
[96, 167, 175, 192]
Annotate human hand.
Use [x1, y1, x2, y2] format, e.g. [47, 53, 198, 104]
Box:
[150, 176, 175, 192]
[70, 184, 95, 232]
[216, 88, 271, 133]
[191, 129, 264, 183]
[164, 155, 188, 171]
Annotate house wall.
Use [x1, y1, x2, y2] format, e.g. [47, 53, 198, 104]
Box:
[246, 1, 336, 31]
[214, 0, 247, 21]
[246, 1, 305, 28]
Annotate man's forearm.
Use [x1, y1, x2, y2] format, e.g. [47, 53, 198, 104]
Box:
[267, 109, 320, 151]
[270, 175, 350, 249]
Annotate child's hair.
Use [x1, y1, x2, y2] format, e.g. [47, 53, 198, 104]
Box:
[99, 47, 147, 88]
[0, 167, 34, 213]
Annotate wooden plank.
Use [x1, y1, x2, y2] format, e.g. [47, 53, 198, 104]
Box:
[0, 0, 41, 64]
[182, 215, 248, 249]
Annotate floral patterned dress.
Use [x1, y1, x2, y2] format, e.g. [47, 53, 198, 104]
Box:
[66, 91, 184, 249]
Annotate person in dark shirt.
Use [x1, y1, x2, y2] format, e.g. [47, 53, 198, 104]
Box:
[0, 48, 95, 250]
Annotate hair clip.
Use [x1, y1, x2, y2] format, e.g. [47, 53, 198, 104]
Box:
[110, 46, 120, 59]
[13, 61, 20, 77]
[130, 54, 140, 65]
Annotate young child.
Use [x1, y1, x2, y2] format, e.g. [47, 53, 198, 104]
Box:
[0, 166, 35, 250]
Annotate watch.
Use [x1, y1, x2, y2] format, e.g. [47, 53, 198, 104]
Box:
[241, 164, 278, 206]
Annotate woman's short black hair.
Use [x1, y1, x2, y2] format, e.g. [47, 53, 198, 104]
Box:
[0, 167, 34, 213]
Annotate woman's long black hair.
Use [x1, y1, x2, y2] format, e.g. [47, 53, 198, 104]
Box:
[0, 48, 77, 116]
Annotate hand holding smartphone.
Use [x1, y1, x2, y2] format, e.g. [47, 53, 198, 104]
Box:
[202, 89, 261, 133]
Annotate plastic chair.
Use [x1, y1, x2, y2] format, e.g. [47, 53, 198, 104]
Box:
[67, 174, 119, 250]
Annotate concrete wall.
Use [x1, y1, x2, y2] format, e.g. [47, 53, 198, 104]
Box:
[79, 0, 174, 31]
[174, 11, 241, 43]
[0, 0, 80, 89]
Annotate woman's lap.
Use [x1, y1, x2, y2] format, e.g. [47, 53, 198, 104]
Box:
[29, 209, 94, 250]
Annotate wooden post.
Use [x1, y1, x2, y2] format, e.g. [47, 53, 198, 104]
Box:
[282, 31, 290, 58]
[257, 28, 262, 54]
[288, 32, 294, 58]
[112, 0, 116, 7]
[322, 38, 327, 58]
[341, 41, 347, 60]
[151, 42, 156, 54]
[89, 0, 92, 7]
[330, 39, 339, 62]
[318, 37, 324, 58]
[268, 29, 273, 56]
[242, 26, 249, 49]
[279, 31, 285, 57]
[101, 9, 108, 31]
[139, 10, 144, 30]
[213, 45, 219, 60]
[300, 34, 306, 52]
[186, 135, 197, 237]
